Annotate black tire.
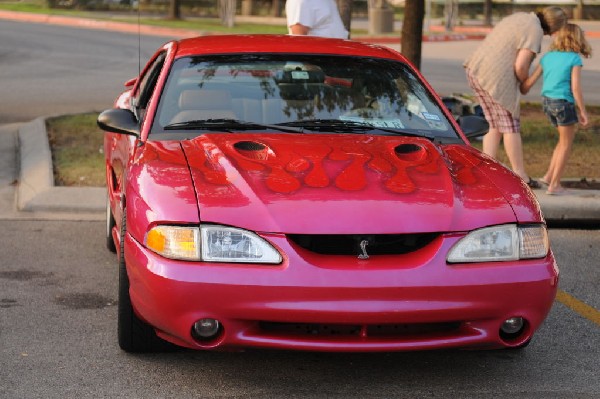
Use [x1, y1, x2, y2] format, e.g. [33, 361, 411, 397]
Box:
[117, 209, 175, 353]
[505, 338, 532, 350]
[106, 194, 117, 253]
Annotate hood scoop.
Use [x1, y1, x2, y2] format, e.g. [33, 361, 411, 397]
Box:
[394, 143, 426, 162]
[234, 140, 273, 161]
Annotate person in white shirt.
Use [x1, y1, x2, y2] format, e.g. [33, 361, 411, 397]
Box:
[286, 0, 349, 39]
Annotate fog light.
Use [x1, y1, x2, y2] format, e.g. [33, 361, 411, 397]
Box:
[192, 318, 221, 340]
[501, 317, 524, 336]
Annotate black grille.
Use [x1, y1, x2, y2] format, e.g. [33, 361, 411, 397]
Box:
[259, 321, 461, 338]
[288, 233, 438, 255]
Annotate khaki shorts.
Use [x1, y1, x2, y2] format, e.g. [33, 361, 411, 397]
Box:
[466, 68, 520, 134]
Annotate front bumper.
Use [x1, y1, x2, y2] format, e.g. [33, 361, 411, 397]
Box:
[124, 232, 558, 352]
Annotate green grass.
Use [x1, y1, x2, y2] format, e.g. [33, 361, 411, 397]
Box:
[46, 113, 105, 187]
[47, 103, 600, 187]
[0, 2, 287, 33]
[132, 17, 288, 34]
[471, 103, 600, 179]
[0, 2, 299, 35]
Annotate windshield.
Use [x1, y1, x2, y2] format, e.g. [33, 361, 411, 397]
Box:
[151, 54, 458, 141]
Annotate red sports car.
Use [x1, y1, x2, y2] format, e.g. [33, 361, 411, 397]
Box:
[98, 35, 557, 353]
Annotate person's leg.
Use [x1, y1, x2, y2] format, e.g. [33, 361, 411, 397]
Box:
[546, 124, 576, 193]
[466, 68, 504, 159]
[502, 133, 528, 181]
[482, 127, 502, 158]
[543, 146, 559, 184]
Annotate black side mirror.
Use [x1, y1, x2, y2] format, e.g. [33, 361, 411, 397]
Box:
[458, 115, 489, 139]
[97, 108, 140, 137]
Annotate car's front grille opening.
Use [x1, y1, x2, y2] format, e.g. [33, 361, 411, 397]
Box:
[287, 233, 439, 255]
[259, 321, 461, 338]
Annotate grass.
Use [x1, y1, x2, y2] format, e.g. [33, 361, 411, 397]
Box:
[472, 103, 600, 179]
[47, 103, 600, 187]
[0, 2, 376, 35]
[0, 3, 297, 35]
[46, 113, 105, 187]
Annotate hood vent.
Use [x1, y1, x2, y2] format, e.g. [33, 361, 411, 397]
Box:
[394, 143, 426, 162]
[234, 140, 271, 160]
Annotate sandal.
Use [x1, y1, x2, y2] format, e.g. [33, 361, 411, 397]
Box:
[526, 178, 542, 189]
[539, 178, 549, 186]
[546, 187, 571, 196]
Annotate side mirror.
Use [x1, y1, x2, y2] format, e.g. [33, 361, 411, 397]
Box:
[97, 109, 140, 137]
[458, 115, 489, 139]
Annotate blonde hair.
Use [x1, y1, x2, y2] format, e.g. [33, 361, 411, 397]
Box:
[538, 6, 568, 35]
[550, 23, 593, 58]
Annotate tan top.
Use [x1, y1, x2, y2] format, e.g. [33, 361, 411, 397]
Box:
[464, 12, 543, 116]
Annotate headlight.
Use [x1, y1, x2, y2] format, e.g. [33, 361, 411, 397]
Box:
[145, 224, 282, 264]
[447, 224, 549, 263]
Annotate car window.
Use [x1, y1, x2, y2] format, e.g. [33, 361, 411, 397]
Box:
[152, 54, 458, 141]
[133, 51, 167, 121]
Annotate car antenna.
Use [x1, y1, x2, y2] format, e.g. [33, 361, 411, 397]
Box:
[137, 0, 141, 76]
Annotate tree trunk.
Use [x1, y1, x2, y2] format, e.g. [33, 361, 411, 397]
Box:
[337, 0, 353, 36]
[483, 0, 493, 26]
[271, 0, 282, 17]
[167, 0, 181, 20]
[444, 0, 458, 31]
[241, 0, 253, 16]
[401, 0, 425, 70]
[574, 0, 584, 20]
[219, 0, 236, 28]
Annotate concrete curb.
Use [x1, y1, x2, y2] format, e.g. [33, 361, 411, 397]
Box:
[17, 117, 54, 211]
[534, 187, 600, 224]
[17, 118, 105, 214]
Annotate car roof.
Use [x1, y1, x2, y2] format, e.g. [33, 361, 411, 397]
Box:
[173, 34, 405, 61]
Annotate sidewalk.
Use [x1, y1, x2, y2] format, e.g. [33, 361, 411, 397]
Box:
[1, 9, 599, 224]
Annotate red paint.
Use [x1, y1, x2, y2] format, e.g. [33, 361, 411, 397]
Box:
[102, 35, 555, 353]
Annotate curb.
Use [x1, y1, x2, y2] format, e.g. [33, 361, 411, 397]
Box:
[534, 187, 600, 224]
[17, 117, 54, 211]
[17, 118, 105, 214]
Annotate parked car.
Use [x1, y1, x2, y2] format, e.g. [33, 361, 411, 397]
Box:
[98, 34, 557, 353]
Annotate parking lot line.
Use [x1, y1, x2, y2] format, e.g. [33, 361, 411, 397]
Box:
[556, 290, 600, 327]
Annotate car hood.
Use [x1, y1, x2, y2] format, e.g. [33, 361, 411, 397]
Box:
[181, 133, 529, 234]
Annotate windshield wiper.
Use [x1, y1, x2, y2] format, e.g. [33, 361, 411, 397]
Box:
[164, 118, 304, 133]
[278, 119, 371, 133]
[278, 119, 436, 140]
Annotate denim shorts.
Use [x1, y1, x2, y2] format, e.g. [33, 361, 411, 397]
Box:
[542, 97, 578, 127]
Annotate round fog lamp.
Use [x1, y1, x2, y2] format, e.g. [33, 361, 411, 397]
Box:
[501, 317, 524, 335]
[192, 318, 221, 339]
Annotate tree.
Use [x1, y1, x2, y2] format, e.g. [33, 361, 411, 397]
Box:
[444, 0, 458, 31]
[401, 0, 425, 70]
[219, 0, 236, 28]
[337, 0, 353, 35]
[167, 0, 181, 20]
[483, 0, 493, 26]
[271, 0, 282, 17]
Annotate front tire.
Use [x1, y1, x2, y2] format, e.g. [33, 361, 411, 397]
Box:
[117, 209, 174, 353]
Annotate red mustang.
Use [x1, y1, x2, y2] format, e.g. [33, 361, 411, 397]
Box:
[98, 35, 557, 353]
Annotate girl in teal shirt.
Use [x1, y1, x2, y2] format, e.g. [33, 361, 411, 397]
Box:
[521, 23, 592, 195]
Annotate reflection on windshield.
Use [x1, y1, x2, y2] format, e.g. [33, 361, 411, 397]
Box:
[153, 54, 457, 139]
